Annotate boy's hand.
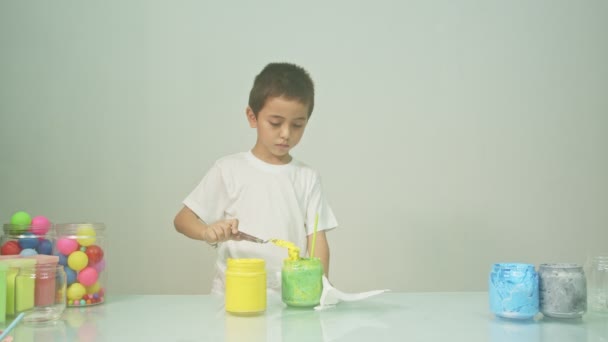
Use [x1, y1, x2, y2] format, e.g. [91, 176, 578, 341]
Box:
[203, 219, 239, 244]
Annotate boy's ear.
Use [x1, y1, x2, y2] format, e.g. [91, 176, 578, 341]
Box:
[246, 107, 257, 128]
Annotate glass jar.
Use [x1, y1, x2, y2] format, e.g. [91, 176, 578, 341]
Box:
[53, 223, 106, 307]
[281, 258, 323, 307]
[15, 263, 67, 323]
[587, 255, 608, 312]
[0, 262, 7, 323]
[225, 258, 266, 315]
[1, 224, 54, 256]
[489, 263, 539, 319]
[538, 263, 586, 318]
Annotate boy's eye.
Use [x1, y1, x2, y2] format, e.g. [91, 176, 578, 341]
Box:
[269, 121, 281, 127]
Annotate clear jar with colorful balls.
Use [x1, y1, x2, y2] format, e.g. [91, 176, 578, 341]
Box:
[53, 223, 107, 307]
[1, 211, 54, 257]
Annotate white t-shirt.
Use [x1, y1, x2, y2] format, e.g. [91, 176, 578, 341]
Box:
[183, 151, 338, 294]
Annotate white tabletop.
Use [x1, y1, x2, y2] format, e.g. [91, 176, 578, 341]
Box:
[4, 292, 608, 341]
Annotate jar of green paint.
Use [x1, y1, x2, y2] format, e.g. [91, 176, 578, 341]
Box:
[281, 257, 323, 307]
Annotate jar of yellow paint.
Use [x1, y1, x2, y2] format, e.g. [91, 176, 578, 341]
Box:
[225, 258, 266, 315]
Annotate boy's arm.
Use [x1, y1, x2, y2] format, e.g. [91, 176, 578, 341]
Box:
[173, 206, 239, 244]
[307, 231, 330, 277]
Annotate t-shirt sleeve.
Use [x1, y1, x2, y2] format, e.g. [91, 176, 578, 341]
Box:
[183, 162, 231, 225]
[305, 171, 338, 235]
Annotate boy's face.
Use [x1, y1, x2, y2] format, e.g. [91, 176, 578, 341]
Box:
[246, 96, 309, 165]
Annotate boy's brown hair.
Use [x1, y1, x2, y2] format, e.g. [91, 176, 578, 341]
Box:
[248, 63, 315, 118]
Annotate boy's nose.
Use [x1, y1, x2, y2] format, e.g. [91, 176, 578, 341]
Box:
[280, 125, 290, 139]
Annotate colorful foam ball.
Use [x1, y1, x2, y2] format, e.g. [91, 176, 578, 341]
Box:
[67, 251, 88, 271]
[1, 241, 22, 255]
[10, 210, 32, 225]
[57, 238, 79, 255]
[76, 225, 96, 247]
[10, 211, 31, 233]
[20, 248, 38, 256]
[77, 267, 99, 286]
[86, 282, 101, 295]
[67, 283, 86, 301]
[30, 215, 51, 235]
[92, 258, 106, 273]
[56, 253, 68, 266]
[85, 245, 104, 264]
[64, 266, 77, 285]
[36, 239, 53, 255]
[18, 232, 39, 249]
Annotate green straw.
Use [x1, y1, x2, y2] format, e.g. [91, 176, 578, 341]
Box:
[310, 213, 319, 258]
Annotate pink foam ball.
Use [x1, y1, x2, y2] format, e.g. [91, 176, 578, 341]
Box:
[92, 258, 106, 273]
[77, 267, 99, 286]
[57, 238, 79, 255]
[30, 216, 51, 235]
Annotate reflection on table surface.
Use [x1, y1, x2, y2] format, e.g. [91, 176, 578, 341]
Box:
[1, 292, 607, 341]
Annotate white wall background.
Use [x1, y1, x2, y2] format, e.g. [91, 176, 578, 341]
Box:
[1, 1, 606, 294]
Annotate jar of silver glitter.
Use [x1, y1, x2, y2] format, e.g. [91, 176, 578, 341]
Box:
[538, 263, 587, 318]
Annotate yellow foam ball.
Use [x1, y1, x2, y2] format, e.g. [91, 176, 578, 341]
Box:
[67, 283, 86, 301]
[68, 251, 89, 271]
[77, 225, 97, 247]
[86, 281, 101, 294]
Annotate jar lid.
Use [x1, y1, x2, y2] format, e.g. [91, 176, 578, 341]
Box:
[227, 258, 265, 272]
[53, 223, 106, 234]
[24, 255, 60, 265]
[492, 263, 535, 270]
[2, 224, 38, 235]
[539, 263, 582, 269]
[4, 258, 36, 268]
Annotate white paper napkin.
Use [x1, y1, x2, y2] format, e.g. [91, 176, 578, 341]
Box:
[314, 276, 390, 310]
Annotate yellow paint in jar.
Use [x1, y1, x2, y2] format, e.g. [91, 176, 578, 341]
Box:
[270, 239, 300, 261]
[225, 258, 266, 315]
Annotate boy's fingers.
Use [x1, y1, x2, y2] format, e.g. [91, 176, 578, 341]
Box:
[214, 225, 228, 241]
[206, 230, 218, 243]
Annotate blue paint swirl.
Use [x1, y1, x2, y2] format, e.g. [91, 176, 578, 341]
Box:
[489, 263, 539, 319]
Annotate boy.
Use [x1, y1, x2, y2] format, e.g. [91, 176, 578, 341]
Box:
[173, 62, 338, 294]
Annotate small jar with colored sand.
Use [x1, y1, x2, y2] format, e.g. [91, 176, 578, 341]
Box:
[53, 223, 107, 307]
[15, 263, 67, 323]
[281, 258, 323, 307]
[225, 258, 266, 315]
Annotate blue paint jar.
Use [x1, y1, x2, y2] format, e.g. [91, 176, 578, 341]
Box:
[489, 263, 539, 319]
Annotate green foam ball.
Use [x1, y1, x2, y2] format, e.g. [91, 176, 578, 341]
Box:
[10, 211, 32, 232]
